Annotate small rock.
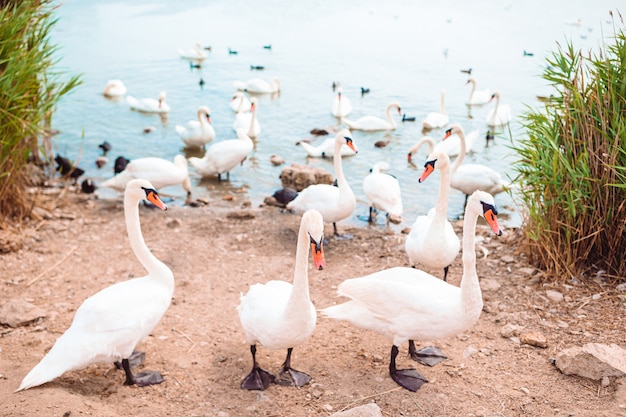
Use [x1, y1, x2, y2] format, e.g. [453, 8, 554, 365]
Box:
[520, 332, 548, 348]
[500, 255, 515, 264]
[328, 403, 382, 417]
[269, 155, 285, 166]
[226, 210, 256, 220]
[545, 290, 564, 302]
[555, 343, 626, 380]
[500, 323, 522, 338]
[601, 376, 611, 387]
[166, 218, 182, 229]
[464, 346, 479, 359]
[0, 299, 47, 328]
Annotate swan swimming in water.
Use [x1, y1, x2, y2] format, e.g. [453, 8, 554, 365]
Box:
[341, 102, 402, 131]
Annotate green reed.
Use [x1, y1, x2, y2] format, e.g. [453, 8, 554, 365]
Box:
[512, 12, 626, 281]
[0, 0, 81, 227]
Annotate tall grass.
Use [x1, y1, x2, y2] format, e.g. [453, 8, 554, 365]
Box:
[513, 12, 626, 282]
[0, 0, 81, 228]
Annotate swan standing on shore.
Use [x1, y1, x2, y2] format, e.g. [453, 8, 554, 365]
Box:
[341, 102, 402, 131]
[405, 151, 460, 281]
[176, 105, 215, 148]
[17, 179, 173, 391]
[363, 162, 403, 224]
[322, 190, 503, 392]
[443, 124, 510, 207]
[238, 209, 326, 390]
[188, 129, 253, 180]
[101, 155, 192, 205]
[287, 130, 359, 237]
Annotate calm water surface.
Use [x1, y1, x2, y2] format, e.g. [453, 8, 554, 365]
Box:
[50, 0, 619, 230]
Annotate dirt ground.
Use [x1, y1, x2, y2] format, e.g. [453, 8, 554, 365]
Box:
[0, 183, 625, 417]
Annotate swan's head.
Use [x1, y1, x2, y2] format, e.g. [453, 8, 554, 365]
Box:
[249, 96, 258, 111]
[444, 124, 464, 140]
[466, 77, 477, 85]
[302, 209, 326, 270]
[336, 129, 358, 153]
[126, 179, 167, 211]
[419, 150, 450, 183]
[389, 102, 402, 115]
[158, 91, 167, 107]
[407, 136, 435, 163]
[231, 91, 244, 102]
[468, 191, 502, 236]
[489, 91, 501, 102]
[199, 105, 211, 122]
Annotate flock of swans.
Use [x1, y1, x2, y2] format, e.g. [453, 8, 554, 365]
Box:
[16, 45, 516, 395]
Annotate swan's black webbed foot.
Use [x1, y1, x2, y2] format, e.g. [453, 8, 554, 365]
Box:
[114, 350, 146, 369]
[276, 366, 311, 387]
[120, 358, 164, 387]
[241, 366, 276, 390]
[408, 341, 447, 367]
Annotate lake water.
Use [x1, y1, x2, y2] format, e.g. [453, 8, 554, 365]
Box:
[49, 0, 620, 230]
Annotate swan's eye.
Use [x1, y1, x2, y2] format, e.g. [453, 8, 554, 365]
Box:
[480, 201, 498, 216]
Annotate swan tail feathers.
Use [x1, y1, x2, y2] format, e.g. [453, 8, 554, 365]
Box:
[16, 343, 73, 391]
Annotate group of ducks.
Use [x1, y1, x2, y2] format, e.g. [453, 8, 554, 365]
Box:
[16, 126, 506, 395]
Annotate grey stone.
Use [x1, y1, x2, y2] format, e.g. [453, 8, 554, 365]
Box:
[329, 403, 383, 417]
[0, 298, 47, 328]
[555, 343, 626, 380]
[279, 163, 333, 191]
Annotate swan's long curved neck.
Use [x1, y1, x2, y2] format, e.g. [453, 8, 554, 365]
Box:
[450, 131, 467, 173]
[125, 195, 172, 286]
[334, 140, 348, 189]
[433, 163, 451, 225]
[460, 208, 480, 307]
[248, 106, 257, 137]
[285, 221, 312, 314]
[468, 81, 476, 102]
[385, 105, 397, 129]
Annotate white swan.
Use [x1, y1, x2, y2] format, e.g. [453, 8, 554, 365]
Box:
[405, 150, 460, 281]
[433, 127, 478, 157]
[465, 77, 492, 106]
[444, 124, 510, 206]
[102, 79, 127, 97]
[233, 96, 261, 138]
[188, 129, 253, 180]
[230, 91, 252, 113]
[287, 129, 359, 237]
[238, 209, 326, 390]
[363, 162, 403, 224]
[127, 91, 170, 114]
[178, 42, 208, 60]
[234, 77, 281, 94]
[101, 155, 192, 205]
[407, 136, 435, 164]
[17, 179, 173, 391]
[175, 105, 216, 148]
[341, 102, 402, 131]
[331, 87, 352, 118]
[297, 136, 357, 158]
[486, 90, 512, 127]
[321, 190, 503, 392]
[422, 89, 449, 130]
